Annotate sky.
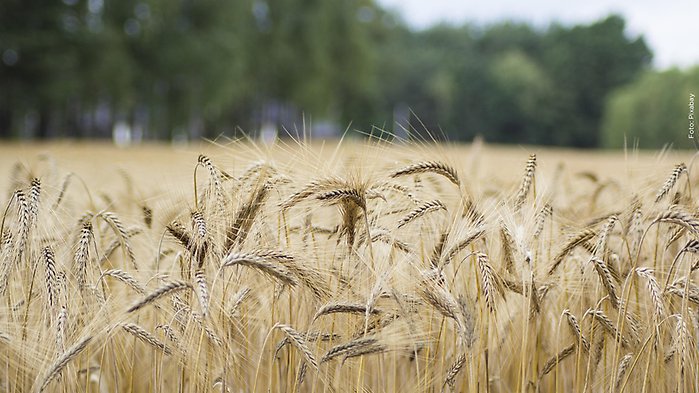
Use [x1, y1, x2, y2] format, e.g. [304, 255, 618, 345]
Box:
[377, 0, 698, 69]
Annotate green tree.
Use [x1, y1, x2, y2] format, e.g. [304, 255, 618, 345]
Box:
[541, 15, 651, 147]
[0, 4, 659, 146]
[105, 0, 253, 139]
[488, 49, 556, 144]
[459, 23, 548, 143]
[374, 23, 479, 140]
[372, 17, 652, 147]
[247, 0, 381, 134]
[0, 0, 85, 138]
[602, 67, 699, 148]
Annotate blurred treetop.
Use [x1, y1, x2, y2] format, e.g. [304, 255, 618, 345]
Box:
[1, 0, 664, 147]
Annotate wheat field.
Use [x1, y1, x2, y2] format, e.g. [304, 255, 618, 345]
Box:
[0, 139, 697, 392]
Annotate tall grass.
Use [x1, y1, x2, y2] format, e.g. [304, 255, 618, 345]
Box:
[0, 140, 697, 392]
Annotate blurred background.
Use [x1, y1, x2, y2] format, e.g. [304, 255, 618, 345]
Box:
[0, 0, 697, 148]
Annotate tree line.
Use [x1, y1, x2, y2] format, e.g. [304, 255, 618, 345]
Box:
[1, 0, 693, 147]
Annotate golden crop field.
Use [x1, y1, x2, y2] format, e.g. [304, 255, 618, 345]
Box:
[0, 139, 697, 392]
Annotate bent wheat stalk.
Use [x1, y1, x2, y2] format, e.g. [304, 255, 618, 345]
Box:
[389, 161, 460, 186]
[37, 335, 93, 392]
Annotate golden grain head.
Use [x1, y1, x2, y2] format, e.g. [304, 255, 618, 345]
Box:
[0, 141, 696, 392]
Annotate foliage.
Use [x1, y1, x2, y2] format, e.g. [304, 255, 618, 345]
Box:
[602, 67, 699, 149]
[0, 3, 656, 146]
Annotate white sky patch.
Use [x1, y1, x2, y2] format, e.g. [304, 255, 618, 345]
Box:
[377, 0, 698, 69]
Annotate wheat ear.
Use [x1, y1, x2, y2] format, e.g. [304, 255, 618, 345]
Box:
[273, 324, 319, 370]
[37, 335, 93, 392]
[514, 154, 536, 210]
[122, 323, 172, 355]
[128, 281, 192, 313]
[389, 161, 460, 186]
[397, 200, 446, 228]
[538, 343, 576, 379]
[655, 163, 687, 203]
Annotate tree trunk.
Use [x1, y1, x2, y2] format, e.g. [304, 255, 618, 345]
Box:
[0, 108, 12, 138]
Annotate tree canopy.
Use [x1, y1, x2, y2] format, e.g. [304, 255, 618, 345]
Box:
[602, 67, 699, 149]
[1, 1, 671, 147]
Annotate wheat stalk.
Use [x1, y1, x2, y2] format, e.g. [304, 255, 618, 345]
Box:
[538, 343, 576, 379]
[156, 324, 185, 354]
[191, 210, 207, 240]
[55, 306, 67, 354]
[166, 221, 192, 249]
[316, 188, 366, 209]
[476, 253, 497, 312]
[585, 308, 629, 348]
[440, 229, 485, 267]
[514, 154, 536, 210]
[341, 341, 387, 363]
[279, 177, 344, 210]
[141, 205, 153, 228]
[14, 189, 31, 263]
[37, 335, 93, 392]
[275, 332, 340, 358]
[229, 287, 251, 317]
[52, 172, 73, 209]
[635, 267, 665, 320]
[99, 269, 147, 295]
[121, 323, 172, 355]
[370, 230, 413, 254]
[563, 309, 590, 351]
[28, 178, 41, 225]
[397, 200, 446, 228]
[370, 182, 418, 203]
[389, 161, 460, 186]
[194, 269, 209, 317]
[548, 229, 596, 275]
[98, 211, 136, 268]
[313, 302, 382, 322]
[652, 209, 699, 234]
[128, 281, 192, 313]
[74, 220, 93, 289]
[442, 353, 467, 391]
[664, 314, 689, 365]
[190, 310, 224, 347]
[592, 215, 618, 258]
[666, 280, 699, 305]
[420, 283, 459, 322]
[43, 246, 59, 310]
[320, 337, 379, 363]
[197, 154, 225, 212]
[656, 163, 687, 203]
[591, 257, 619, 308]
[430, 231, 449, 268]
[614, 353, 634, 391]
[221, 250, 298, 286]
[499, 226, 517, 275]
[533, 203, 553, 237]
[273, 324, 319, 370]
[226, 182, 270, 248]
[663, 239, 699, 290]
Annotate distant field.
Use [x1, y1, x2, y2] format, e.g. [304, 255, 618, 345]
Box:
[0, 140, 697, 392]
[0, 140, 688, 190]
